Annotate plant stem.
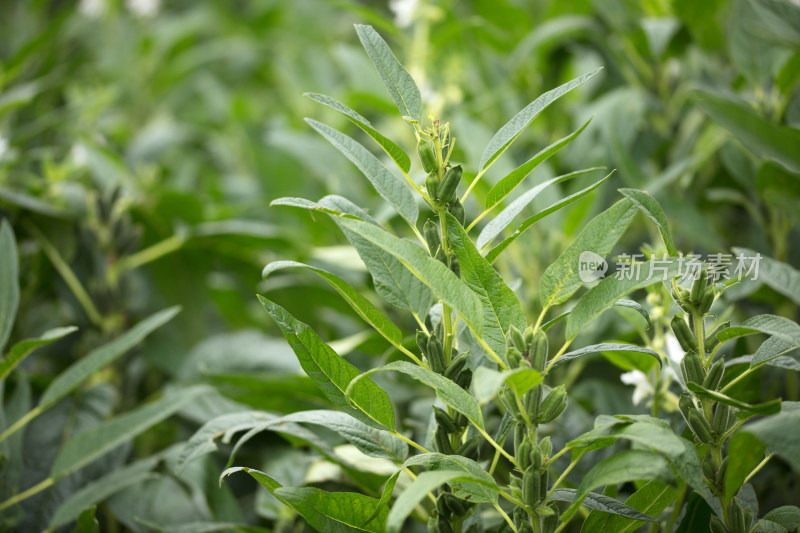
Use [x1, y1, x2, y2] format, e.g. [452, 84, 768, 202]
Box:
[393, 431, 429, 454]
[493, 501, 518, 533]
[0, 477, 54, 511]
[743, 453, 774, 486]
[544, 339, 573, 373]
[475, 425, 518, 469]
[114, 233, 185, 273]
[0, 405, 41, 445]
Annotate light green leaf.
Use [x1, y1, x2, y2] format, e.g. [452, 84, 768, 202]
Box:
[550, 488, 657, 521]
[445, 213, 525, 360]
[0, 220, 19, 353]
[276, 487, 387, 533]
[361, 471, 400, 527]
[306, 119, 417, 226]
[70, 506, 99, 533]
[347, 361, 483, 429]
[403, 452, 499, 503]
[540, 198, 636, 308]
[602, 481, 681, 533]
[687, 382, 781, 415]
[40, 307, 180, 409]
[759, 506, 800, 533]
[354, 24, 422, 121]
[336, 217, 483, 333]
[305, 92, 411, 172]
[479, 68, 602, 170]
[562, 450, 673, 522]
[0, 326, 78, 381]
[486, 172, 611, 263]
[551, 343, 661, 370]
[725, 432, 767, 500]
[619, 189, 678, 256]
[566, 258, 682, 339]
[259, 296, 395, 430]
[479, 167, 604, 251]
[716, 314, 800, 347]
[270, 197, 359, 218]
[733, 248, 800, 305]
[483, 117, 593, 212]
[472, 366, 543, 405]
[51, 386, 204, 478]
[752, 336, 798, 367]
[262, 261, 405, 354]
[694, 89, 800, 174]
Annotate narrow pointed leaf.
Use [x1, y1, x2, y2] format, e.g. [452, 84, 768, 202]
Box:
[361, 471, 400, 527]
[619, 189, 678, 256]
[0, 220, 19, 353]
[550, 488, 657, 521]
[733, 248, 800, 305]
[715, 315, 800, 347]
[686, 382, 781, 415]
[0, 326, 78, 380]
[614, 299, 651, 329]
[259, 296, 395, 429]
[479, 68, 601, 171]
[551, 343, 661, 369]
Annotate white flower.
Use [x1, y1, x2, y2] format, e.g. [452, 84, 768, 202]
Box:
[389, 0, 419, 28]
[621, 369, 653, 405]
[621, 333, 685, 405]
[78, 0, 106, 18]
[126, 0, 160, 17]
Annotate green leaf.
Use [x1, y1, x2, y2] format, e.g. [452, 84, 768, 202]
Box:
[0, 326, 78, 381]
[602, 481, 681, 533]
[305, 92, 411, 172]
[354, 24, 422, 121]
[674, 493, 714, 533]
[479, 68, 602, 171]
[725, 432, 767, 500]
[619, 189, 678, 256]
[49, 456, 159, 529]
[336, 217, 483, 333]
[478, 167, 604, 251]
[259, 296, 395, 430]
[403, 452, 499, 503]
[39, 307, 181, 409]
[752, 336, 798, 368]
[759, 506, 800, 533]
[550, 488, 657, 521]
[741, 405, 800, 472]
[306, 119, 417, 226]
[733, 248, 800, 305]
[694, 89, 800, 174]
[566, 258, 683, 339]
[540, 198, 637, 309]
[347, 361, 483, 429]
[262, 261, 406, 355]
[51, 386, 204, 478]
[486, 172, 611, 263]
[686, 382, 782, 415]
[614, 299, 652, 330]
[445, 213, 525, 360]
[361, 471, 400, 527]
[270, 196, 363, 218]
[562, 450, 673, 522]
[0, 220, 19, 353]
[276, 487, 387, 533]
[70, 506, 99, 533]
[551, 343, 661, 370]
[482, 117, 593, 212]
[716, 315, 800, 348]
[472, 366, 543, 405]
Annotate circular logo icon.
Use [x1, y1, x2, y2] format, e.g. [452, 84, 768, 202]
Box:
[578, 251, 608, 282]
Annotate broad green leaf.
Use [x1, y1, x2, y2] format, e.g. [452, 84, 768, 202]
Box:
[40, 307, 181, 409]
[482, 117, 593, 212]
[305, 92, 411, 172]
[733, 248, 800, 305]
[602, 481, 681, 533]
[486, 172, 611, 263]
[473, 366, 543, 404]
[562, 450, 673, 522]
[716, 315, 800, 348]
[551, 343, 661, 370]
[275, 487, 387, 533]
[686, 382, 781, 415]
[619, 188, 678, 256]
[674, 493, 714, 533]
[262, 261, 405, 354]
[0, 326, 77, 380]
[566, 258, 682, 339]
[0, 220, 19, 353]
[306, 119, 417, 226]
[51, 386, 204, 478]
[694, 90, 800, 174]
[725, 432, 767, 500]
[354, 24, 422, 121]
[445, 213, 525, 359]
[752, 336, 798, 367]
[361, 471, 400, 527]
[387, 470, 497, 533]
[347, 361, 483, 429]
[479, 68, 602, 170]
[259, 296, 395, 430]
[404, 452, 499, 503]
[478, 167, 604, 251]
[759, 506, 800, 533]
[540, 198, 637, 308]
[49, 456, 159, 529]
[336, 217, 483, 332]
[550, 488, 656, 521]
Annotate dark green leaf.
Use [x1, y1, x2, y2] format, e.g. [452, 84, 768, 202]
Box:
[619, 188, 678, 256]
[0, 220, 19, 353]
[687, 382, 782, 415]
[725, 432, 767, 500]
[0, 326, 77, 381]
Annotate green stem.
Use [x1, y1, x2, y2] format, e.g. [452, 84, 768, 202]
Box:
[475, 425, 518, 469]
[0, 404, 42, 445]
[392, 431, 429, 454]
[0, 477, 54, 511]
[544, 339, 573, 374]
[114, 233, 185, 273]
[493, 501, 518, 533]
[743, 453, 774, 486]
[545, 459, 578, 503]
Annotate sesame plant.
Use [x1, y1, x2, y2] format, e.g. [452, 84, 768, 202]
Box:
[195, 25, 800, 533]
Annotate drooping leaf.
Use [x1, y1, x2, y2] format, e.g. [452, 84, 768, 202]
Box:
[550, 488, 656, 521]
[540, 198, 637, 309]
[550, 343, 661, 370]
[306, 119, 417, 226]
[614, 299, 652, 330]
[686, 382, 781, 415]
[479, 68, 602, 171]
[733, 248, 800, 305]
[716, 315, 800, 348]
[619, 188, 679, 256]
[275, 487, 388, 533]
[305, 92, 411, 172]
[404, 452, 499, 503]
[259, 297, 395, 430]
[0, 326, 78, 380]
[0, 220, 19, 353]
[486, 172, 611, 263]
[478, 167, 604, 251]
[354, 24, 422, 121]
[445, 213, 525, 360]
[725, 432, 767, 500]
